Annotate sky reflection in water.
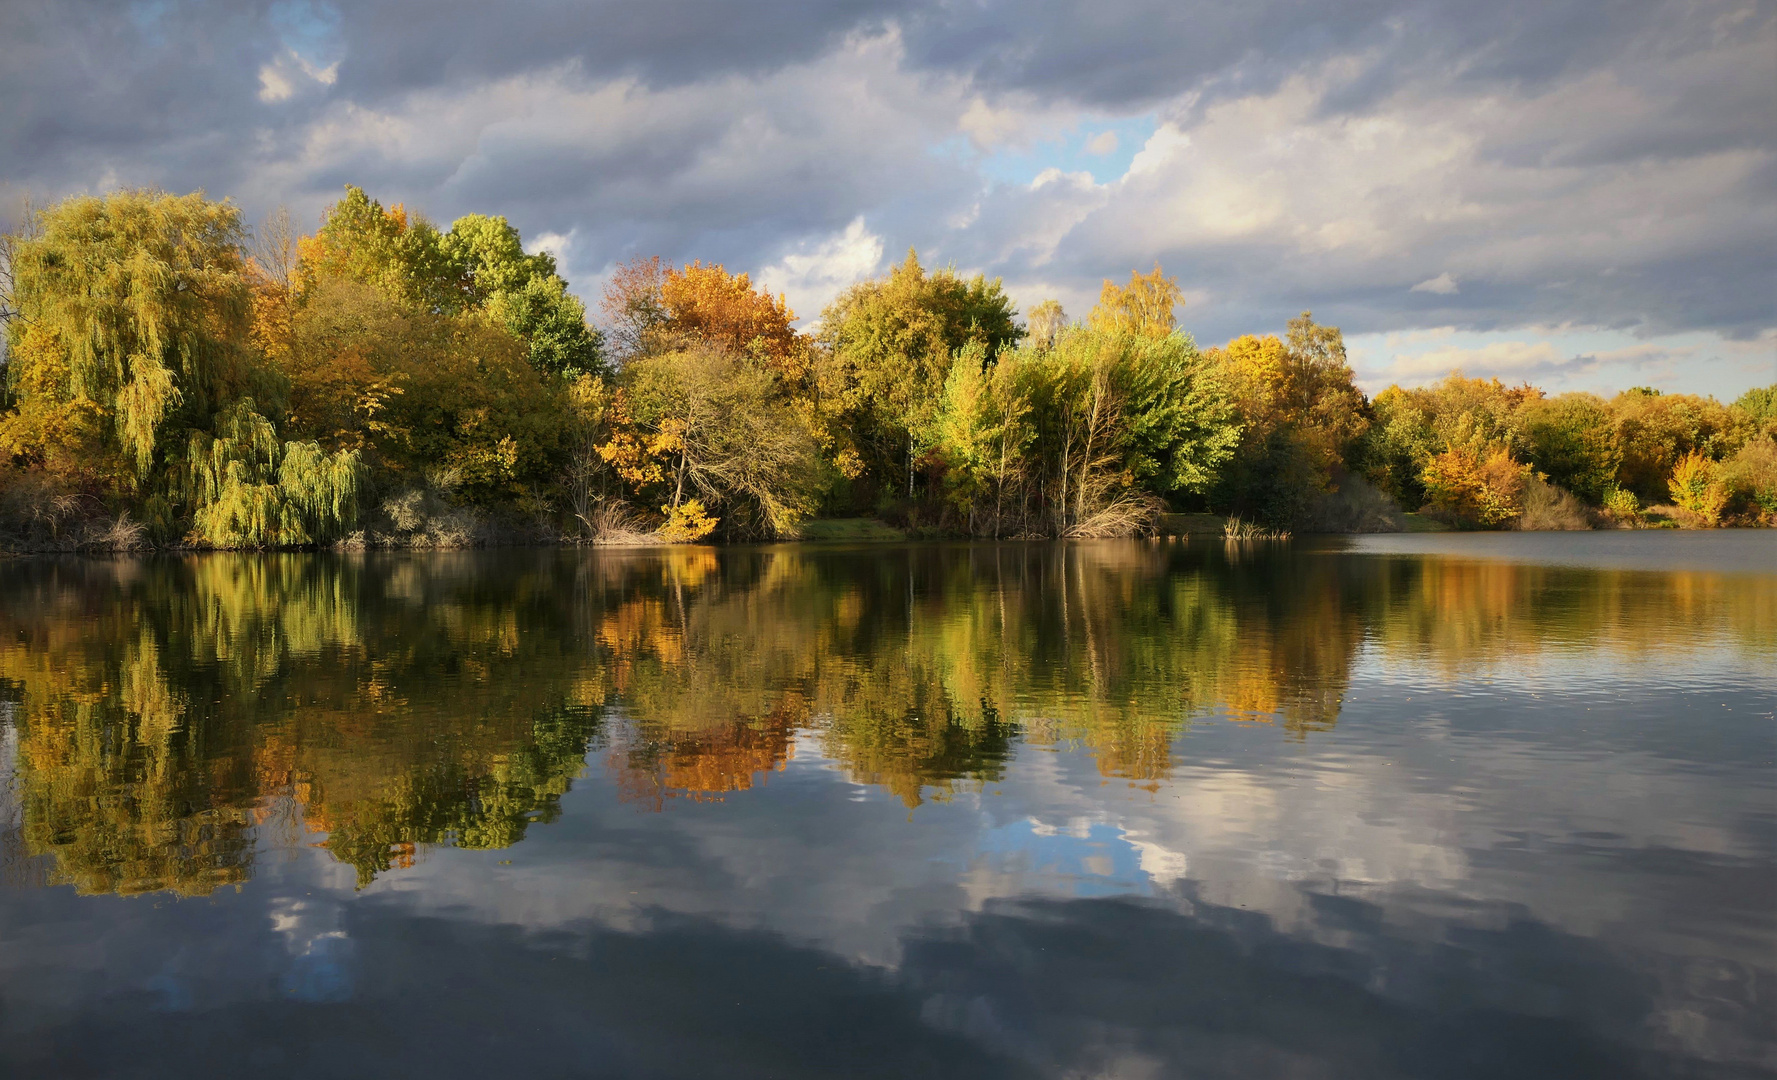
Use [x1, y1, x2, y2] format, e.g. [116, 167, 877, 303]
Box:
[0, 536, 1772, 1078]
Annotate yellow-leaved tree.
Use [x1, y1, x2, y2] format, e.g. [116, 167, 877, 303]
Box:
[1089, 264, 1182, 338]
[1, 190, 360, 545]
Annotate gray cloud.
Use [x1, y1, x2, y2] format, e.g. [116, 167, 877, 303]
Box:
[0, 0, 1771, 384]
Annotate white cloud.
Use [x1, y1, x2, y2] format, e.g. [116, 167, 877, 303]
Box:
[1411, 272, 1459, 295]
[1123, 122, 1191, 177]
[758, 217, 885, 324]
[258, 65, 296, 103]
[1084, 130, 1119, 155]
[527, 230, 572, 262]
[1384, 339, 1570, 379]
[257, 48, 338, 104]
[957, 95, 1031, 149]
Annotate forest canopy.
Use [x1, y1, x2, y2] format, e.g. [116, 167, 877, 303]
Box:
[2, 187, 1771, 550]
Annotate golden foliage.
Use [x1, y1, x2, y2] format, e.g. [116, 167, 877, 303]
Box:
[657, 498, 719, 542]
[1089, 264, 1182, 338]
[1669, 450, 1729, 525]
[660, 261, 807, 382]
[1422, 445, 1531, 528]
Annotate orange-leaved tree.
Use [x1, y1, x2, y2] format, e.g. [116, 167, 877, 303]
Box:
[660, 261, 809, 383]
[1422, 446, 1530, 528]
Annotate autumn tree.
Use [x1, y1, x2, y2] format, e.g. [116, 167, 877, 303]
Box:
[283, 278, 565, 503]
[1205, 313, 1369, 527]
[1610, 390, 1744, 501]
[1421, 446, 1531, 528]
[658, 261, 809, 383]
[600, 255, 670, 362]
[607, 345, 820, 538]
[1357, 372, 1543, 514]
[816, 249, 1020, 504]
[1025, 299, 1067, 350]
[1088, 264, 1182, 337]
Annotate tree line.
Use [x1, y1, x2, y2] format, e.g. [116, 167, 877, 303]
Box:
[1, 186, 1772, 549]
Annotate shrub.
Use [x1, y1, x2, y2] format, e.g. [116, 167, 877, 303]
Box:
[1597, 486, 1643, 527]
[658, 499, 718, 542]
[0, 468, 153, 552]
[581, 500, 652, 545]
[1421, 446, 1530, 529]
[1302, 473, 1406, 533]
[1604, 487, 1640, 516]
[365, 485, 482, 548]
[1517, 477, 1592, 531]
[1720, 436, 1777, 517]
[1668, 451, 1729, 526]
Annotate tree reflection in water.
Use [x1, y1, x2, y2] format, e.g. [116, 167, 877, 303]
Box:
[0, 541, 1768, 894]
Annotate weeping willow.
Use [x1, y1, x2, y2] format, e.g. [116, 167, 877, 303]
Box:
[5, 190, 257, 477]
[188, 399, 362, 547]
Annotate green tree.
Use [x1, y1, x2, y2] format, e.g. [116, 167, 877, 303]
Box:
[441, 214, 605, 379]
[1523, 393, 1621, 503]
[296, 186, 463, 314]
[1361, 385, 1440, 508]
[932, 341, 1035, 534]
[934, 327, 1239, 536]
[1730, 383, 1777, 438]
[817, 250, 1020, 503]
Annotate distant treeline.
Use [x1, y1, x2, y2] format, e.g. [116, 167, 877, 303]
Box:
[1, 187, 1772, 549]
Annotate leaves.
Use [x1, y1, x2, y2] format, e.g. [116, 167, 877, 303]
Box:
[1422, 446, 1531, 528]
[6, 190, 256, 483]
[1088, 264, 1181, 338]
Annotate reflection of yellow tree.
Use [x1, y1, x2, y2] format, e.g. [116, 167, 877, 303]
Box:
[4, 633, 257, 896]
[2, 544, 1770, 894]
[1370, 557, 1776, 674]
[0, 556, 608, 893]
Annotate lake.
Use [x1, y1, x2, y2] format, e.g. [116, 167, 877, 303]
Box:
[0, 534, 1772, 1079]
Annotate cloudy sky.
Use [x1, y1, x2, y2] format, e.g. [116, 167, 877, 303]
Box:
[3, 0, 1773, 396]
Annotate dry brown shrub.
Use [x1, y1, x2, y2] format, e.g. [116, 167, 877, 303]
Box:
[582, 500, 655, 545]
[1516, 477, 1592, 531]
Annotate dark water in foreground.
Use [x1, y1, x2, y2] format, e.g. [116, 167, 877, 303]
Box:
[0, 535, 1772, 1079]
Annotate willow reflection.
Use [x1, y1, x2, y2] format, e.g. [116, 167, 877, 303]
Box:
[0, 542, 1766, 896]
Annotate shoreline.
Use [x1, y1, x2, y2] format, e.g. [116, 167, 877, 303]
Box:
[7, 513, 1771, 558]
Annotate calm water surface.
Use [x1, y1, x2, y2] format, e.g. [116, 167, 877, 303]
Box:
[0, 535, 1772, 1078]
